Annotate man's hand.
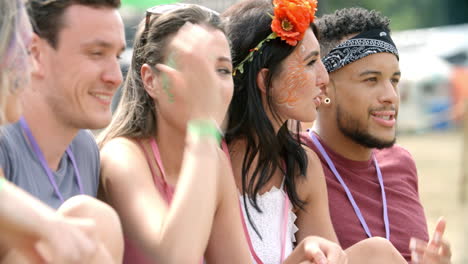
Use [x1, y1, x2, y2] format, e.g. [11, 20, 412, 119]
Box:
[410, 217, 452, 264]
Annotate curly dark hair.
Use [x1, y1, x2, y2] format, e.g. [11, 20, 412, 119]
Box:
[317, 7, 391, 56]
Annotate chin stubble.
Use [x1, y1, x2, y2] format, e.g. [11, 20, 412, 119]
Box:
[336, 105, 396, 149]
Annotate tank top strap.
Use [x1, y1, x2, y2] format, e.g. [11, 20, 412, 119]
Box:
[136, 139, 172, 203]
[280, 176, 286, 190]
[221, 140, 231, 161]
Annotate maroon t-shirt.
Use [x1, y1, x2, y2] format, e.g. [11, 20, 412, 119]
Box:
[301, 132, 429, 261]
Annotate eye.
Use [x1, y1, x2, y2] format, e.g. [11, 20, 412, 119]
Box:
[217, 67, 232, 75]
[89, 50, 104, 58]
[391, 78, 400, 86]
[364, 77, 378, 82]
[307, 59, 317, 66]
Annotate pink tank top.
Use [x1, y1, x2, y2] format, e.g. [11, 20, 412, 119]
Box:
[123, 139, 175, 264]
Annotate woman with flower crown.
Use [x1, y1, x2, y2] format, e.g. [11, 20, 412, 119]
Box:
[222, 0, 410, 263]
[98, 2, 349, 263]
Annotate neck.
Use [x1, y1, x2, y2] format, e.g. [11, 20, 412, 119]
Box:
[154, 119, 185, 184]
[315, 117, 373, 161]
[22, 97, 79, 171]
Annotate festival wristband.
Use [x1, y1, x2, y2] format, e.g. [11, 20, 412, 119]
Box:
[187, 119, 222, 145]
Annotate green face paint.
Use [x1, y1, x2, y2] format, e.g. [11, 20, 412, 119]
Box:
[166, 52, 178, 69]
[160, 71, 175, 103]
[160, 52, 177, 103]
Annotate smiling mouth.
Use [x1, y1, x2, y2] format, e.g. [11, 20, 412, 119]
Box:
[371, 114, 394, 120]
[370, 110, 397, 127]
[91, 93, 112, 101]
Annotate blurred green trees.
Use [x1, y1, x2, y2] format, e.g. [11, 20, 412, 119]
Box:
[317, 0, 468, 30]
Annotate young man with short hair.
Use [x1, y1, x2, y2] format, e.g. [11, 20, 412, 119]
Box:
[0, 0, 126, 262]
[302, 7, 452, 264]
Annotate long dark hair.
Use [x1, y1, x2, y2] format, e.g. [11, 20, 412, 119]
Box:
[222, 0, 317, 237]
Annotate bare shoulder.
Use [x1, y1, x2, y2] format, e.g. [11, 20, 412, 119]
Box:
[100, 137, 148, 182]
[302, 145, 325, 182]
[296, 146, 327, 202]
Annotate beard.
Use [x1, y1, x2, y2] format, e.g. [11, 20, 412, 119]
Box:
[336, 105, 396, 149]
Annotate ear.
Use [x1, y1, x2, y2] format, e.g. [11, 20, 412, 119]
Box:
[29, 33, 45, 78]
[256, 68, 269, 94]
[141, 63, 160, 99]
[319, 77, 337, 107]
[322, 75, 338, 97]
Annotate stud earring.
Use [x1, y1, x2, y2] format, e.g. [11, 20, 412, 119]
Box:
[324, 97, 331, 104]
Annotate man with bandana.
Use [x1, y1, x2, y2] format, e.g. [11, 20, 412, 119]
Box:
[301, 7, 452, 264]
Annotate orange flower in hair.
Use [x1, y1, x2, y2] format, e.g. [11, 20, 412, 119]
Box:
[233, 0, 318, 75]
[271, 0, 317, 46]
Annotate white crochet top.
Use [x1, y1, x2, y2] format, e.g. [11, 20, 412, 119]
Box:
[239, 185, 298, 264]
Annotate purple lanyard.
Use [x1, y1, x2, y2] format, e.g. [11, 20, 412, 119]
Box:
[308, 131, 390, 240]
[19, 117, 84, 203]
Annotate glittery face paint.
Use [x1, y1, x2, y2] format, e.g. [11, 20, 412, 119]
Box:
[161, 52, 176, 103]
[270, 28, 329, 123]
[275, 45, 311, 108]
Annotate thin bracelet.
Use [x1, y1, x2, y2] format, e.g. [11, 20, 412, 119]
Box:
[187, 119, 222, 145]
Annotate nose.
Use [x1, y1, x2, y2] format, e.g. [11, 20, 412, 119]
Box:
[316, 60, 330, 88]
[378, 79, 398, 105]
[102, 58, 123, 90]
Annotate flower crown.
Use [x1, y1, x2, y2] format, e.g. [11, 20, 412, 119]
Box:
[233, 0, 318, 76]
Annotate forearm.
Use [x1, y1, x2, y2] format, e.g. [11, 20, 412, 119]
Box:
[0, 177, 55, 244]
[148, 138, 220, 263]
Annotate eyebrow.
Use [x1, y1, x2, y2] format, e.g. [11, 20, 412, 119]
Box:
[218, 56, 232, 64]
[359, 70, 381, 76]
[359, 70, 402, 77]
[303, 51, 319, 62]
[82, 39, 126, 53]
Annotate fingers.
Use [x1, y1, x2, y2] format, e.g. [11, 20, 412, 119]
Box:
[429, 217, 446, 249]
[65, 216, 97, 242]
[34, 240, 53, 264]
[166, 22, 217, 72]
[304, 242, 328, 264]
[43, 216, 98, 264]
[424, 217, 451, 263]
[439, 240, 452, 259]
[169, 22, 216, 60]
[409, 226, 452, 264]
[409, 237, 427, 263]
[302, 237, 347, 264]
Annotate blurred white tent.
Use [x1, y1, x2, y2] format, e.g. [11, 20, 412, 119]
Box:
[392, 24, 468, 132]
[397, 52, 453, 132]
